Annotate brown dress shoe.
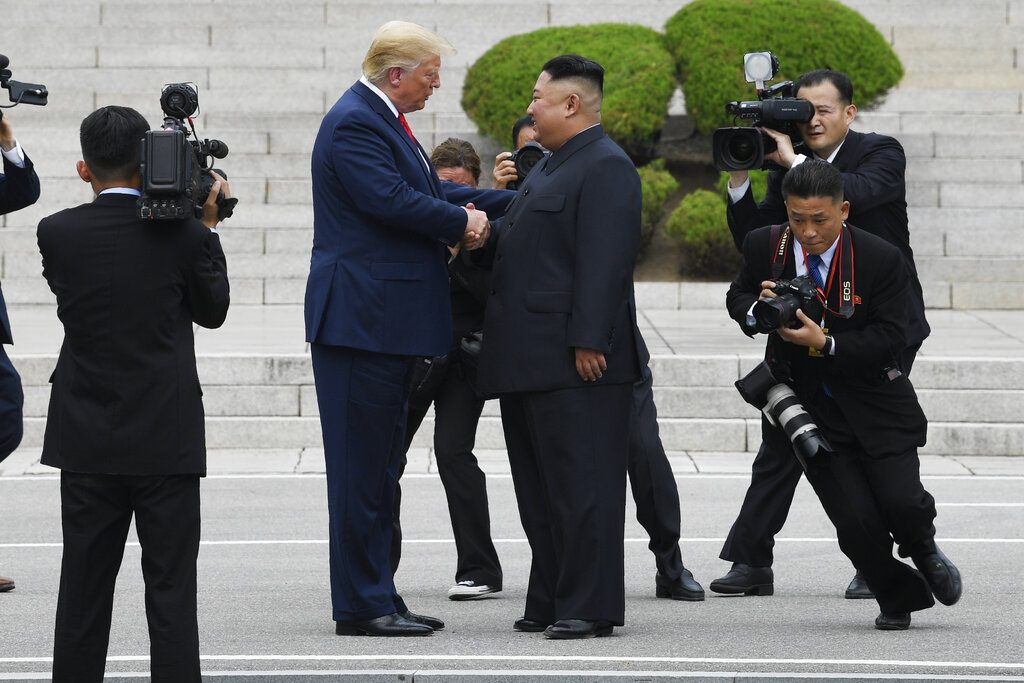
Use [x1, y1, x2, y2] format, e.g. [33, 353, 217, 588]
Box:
[0, 576, 14, 593]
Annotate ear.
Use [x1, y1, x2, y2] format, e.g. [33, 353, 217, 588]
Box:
[844, 103, 857, 125]
[840, 199, 851, 221]
[387, 66, 404, 88]
[565, 92, 581, 116]
[76, 160, 92, 184]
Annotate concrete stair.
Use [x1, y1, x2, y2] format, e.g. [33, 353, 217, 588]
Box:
[1, 0, 1022, 463]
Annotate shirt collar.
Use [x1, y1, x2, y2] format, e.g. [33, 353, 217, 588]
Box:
[99, 187, 142, 197]
[360, 76, 399, 118]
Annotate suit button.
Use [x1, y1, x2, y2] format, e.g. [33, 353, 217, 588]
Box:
[523, 189, 530, 196]
[490, 289, 496, 295]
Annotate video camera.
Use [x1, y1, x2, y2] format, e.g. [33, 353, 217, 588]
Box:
[735, 360, 832, 469]
[0, 54, 49, 120]
[712, 52, 814, 172]
[138, 83, 237, 222]
[506, 141, 549, 191]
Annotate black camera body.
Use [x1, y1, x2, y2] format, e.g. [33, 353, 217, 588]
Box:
[735, 360, 832, 468]
[506, 141, 549, 191]
[712, 52, 814, 172]
[752, 275, 824, 334]
[0, 54, 48, 120]
[138, 83, 236, 222]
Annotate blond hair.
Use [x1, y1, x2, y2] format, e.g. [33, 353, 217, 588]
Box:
[362, 21, 455, 84]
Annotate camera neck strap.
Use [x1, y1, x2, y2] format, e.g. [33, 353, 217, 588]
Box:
[769, 223, 855, 319]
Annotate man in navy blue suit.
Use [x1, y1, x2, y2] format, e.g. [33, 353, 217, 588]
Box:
[0, 113, 40, 594]
[306, 20, 512, 637]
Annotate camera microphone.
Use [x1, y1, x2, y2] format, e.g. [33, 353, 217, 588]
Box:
[206, 139, 229, 159]
[0, 55, 9, 70]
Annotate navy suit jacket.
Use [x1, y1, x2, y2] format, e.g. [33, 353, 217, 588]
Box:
[306, 80, 513, 358]
[727, 223, 927, 456]
[727, 129, 929, 348]
[477, 124, 642, 394]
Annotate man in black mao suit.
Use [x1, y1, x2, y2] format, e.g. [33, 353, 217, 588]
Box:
[477, 55, 642, 639]
[714, 69, 929, 599]
[727, 159, 960, 629]
[0, 113, 40, 594]
[37, 106, 230, 682]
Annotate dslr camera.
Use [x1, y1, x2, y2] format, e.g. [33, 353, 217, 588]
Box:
[0, 54, 48, 119]
[752, 275, 824, 334]
[138, 83, 237, 221]
[712, 52, 814, 172]
[506, 141, 549, 191]
[735, 360, 832, 468]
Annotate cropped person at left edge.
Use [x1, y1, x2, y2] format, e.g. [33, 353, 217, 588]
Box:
[305, 20, 513, 637]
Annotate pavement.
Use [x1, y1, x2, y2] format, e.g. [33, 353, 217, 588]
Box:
[1, 294, 1023, 681]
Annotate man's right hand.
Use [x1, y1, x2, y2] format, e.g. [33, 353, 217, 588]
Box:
[462, 203, 489, 250]
[492, 151, 517, 190]
[760, 126, 798, 168]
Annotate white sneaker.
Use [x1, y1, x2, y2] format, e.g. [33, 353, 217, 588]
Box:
[447, 580, 500, 601]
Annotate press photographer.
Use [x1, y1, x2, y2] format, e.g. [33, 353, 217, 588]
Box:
[711, 65, 930, 603]
[724, 159, 961, 631]
[492, 114, 548, 190]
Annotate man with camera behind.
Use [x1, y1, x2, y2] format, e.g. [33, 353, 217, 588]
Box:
[307, 20, 512, 638]
[715, 68, 929, 599]
[0, 112, 40, 595]
[476, 54, 644, 639]
[492, 114, 539, 189]
[37, 105, 230, 681]
[727, 159, 959, 630]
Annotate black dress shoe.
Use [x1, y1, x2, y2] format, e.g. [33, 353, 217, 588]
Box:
[543, 619, 614, 639]
[874, 611, 911, 630]
[513, 617, 549, 632]
[335, 612, 432, 636]
[709, 563, 774, 596]
[400, 610, 445, 631]
[913, 547, 962, 606]
[844, 571, 875, 599]
[655, 568, 705, 601]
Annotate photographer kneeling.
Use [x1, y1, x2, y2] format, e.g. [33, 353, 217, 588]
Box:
[726, 160, 960, 630]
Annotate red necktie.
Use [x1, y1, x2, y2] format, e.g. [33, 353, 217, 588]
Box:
[397, 114, 416, 143]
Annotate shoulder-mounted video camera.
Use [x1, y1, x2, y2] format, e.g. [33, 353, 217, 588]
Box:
[138, 83, 237, 222]
[712, 52, 814, 172]
[0, 54, 48, 121]
[506, 141, 549, 191]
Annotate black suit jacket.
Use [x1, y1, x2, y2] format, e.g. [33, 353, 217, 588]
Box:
[727, 130, 929, 348]
[728, 223, 927, 455]
[477, 124, 642, 394]
[37, 193, 229, 475]
[0, 152, 41, 344]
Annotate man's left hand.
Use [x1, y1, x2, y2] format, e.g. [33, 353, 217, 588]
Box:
[575, 347, 606, 382]
[760, 126, 797, 168]
[201, 171, 231, 229]
[776, 309, 827, 349]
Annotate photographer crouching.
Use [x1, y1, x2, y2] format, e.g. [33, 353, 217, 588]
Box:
[726, 160, 960, 630]
[38, 105, 230, 681]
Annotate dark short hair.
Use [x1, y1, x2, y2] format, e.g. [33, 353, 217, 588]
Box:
[781, 159, 844, 204]
[541, 54, 604, 96]
[80, 106, 150, 183]
[794, 69, 854, 106]
[429, 137, 481, 185]
[511, 114, 535, 150]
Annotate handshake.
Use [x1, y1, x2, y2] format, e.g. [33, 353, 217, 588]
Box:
[461, 202, 490, 250]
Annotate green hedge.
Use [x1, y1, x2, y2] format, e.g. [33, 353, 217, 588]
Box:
[664, 0, 903, 136]
[462, 24, 677, 163]
[639, 160, 679, 254]
[665, 189, 743, 278]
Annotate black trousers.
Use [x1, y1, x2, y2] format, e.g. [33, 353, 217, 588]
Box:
[500, 383, 631, 625]
[627, 362, 685, 580]
[392, 359, 502, 587]
[52, 471, 201, 683]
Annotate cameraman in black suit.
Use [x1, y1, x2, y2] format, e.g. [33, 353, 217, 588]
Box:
[37, 105, 230, 682]
[0, 113, 40, 594]
[713, 69, 928, 599]
[727, 160, 959, 630]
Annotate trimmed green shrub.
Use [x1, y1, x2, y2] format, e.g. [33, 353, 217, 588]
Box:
[462, 24, 677, 163]
[664, 0, 903, 136]
[665, 189, 743, 278]
[638, 159, 679, 253]
[716, 169, 768, 203]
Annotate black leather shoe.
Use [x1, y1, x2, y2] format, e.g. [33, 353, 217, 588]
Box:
[874, 611, 911, 630]
[913, 547, 962, 606]
[709, 563, 774, 596]
[543, 619, 614, 639]
[513, 617, 549, 632]
[335, 612, 432, 636]
[844, 571, 875, 599]
[655, 568, 705, 601]
[400, 610, 445, 631]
